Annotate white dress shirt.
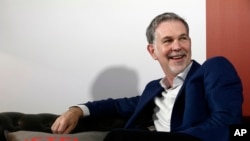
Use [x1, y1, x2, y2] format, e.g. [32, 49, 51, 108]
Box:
[153, 62, 192, 132]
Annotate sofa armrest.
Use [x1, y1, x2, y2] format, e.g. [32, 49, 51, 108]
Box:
[0, 112, 57, 141]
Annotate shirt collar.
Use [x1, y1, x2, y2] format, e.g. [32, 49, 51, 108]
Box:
[160, 61, 193, 89]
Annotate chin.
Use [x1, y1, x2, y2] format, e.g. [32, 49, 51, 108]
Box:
[170, 65, 186, 75]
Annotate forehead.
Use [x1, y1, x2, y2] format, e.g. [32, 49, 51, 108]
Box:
[155, 21, 188, 37]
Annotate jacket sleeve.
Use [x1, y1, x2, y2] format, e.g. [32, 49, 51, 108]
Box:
[204, 56, 243, 125]
[84, 96, 140, 119]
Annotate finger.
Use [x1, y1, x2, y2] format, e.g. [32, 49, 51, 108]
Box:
[52, 118, 62, 134]
[63, 123, 75, 134]
[51, 121, 59, 134]
[57, 123, 67, 134]
[52, 119, 66, 134]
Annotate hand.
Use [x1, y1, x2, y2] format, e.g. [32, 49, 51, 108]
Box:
[51, 107, 83, 134]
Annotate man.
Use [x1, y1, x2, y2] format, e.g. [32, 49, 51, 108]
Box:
[51, 12, 243, 141]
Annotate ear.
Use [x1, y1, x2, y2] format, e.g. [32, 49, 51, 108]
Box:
[147, 44, 158, 60]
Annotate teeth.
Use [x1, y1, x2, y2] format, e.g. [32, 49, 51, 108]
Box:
[172, 56, 182, 59]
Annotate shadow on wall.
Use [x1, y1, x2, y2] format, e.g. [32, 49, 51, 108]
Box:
[90, 66, 139, 100]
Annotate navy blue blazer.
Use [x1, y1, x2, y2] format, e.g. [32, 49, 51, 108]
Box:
[85, 56, 243, 141]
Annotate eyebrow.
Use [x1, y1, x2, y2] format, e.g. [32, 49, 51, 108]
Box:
[161, 33, 189, 41]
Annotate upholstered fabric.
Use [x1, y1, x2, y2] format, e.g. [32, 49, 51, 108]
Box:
[0, 112, 126, 141]
[5, 130, 108, 141]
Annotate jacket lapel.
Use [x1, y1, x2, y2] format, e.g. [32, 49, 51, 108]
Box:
[176, 60, 201, 100]
[125, 79, 163, 128]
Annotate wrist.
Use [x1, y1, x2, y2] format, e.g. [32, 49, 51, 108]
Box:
[69, 106, 83, 117]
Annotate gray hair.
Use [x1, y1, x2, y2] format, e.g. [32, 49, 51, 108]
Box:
[146, 12, 189, 44]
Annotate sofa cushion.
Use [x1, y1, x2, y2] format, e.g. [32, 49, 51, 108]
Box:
[5, 130, 108, 141]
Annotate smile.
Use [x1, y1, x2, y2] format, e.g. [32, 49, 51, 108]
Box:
[169, 54, 186, 60]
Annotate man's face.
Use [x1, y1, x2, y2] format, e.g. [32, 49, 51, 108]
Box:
[147, 21, 192, 78]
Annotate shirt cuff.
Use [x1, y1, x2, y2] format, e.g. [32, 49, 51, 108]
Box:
[72, 105, 90, 117]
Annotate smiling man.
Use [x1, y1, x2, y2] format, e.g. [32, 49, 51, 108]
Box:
[51, 12, 243, 141]
[147, 16, 192, 87]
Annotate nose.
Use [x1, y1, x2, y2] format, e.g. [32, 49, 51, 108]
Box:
[171, 40, 181, 51]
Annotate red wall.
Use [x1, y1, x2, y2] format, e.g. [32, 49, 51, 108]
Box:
[206, 0, 250, 116]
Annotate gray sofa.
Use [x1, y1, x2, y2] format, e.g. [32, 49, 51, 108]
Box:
[0, 112, 126, 141]
[0, 112, 249, 141]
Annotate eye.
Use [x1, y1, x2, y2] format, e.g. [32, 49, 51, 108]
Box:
[180, 36, 188, 40]
[163, 38, 173, 43]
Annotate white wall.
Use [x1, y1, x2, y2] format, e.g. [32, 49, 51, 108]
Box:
[0, 0, 206, 114]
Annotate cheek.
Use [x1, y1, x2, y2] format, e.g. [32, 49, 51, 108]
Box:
[177, 43, 191, 55]
[158, 47, 170, 56]
[154, 44, 171, 58]
[184, 42, 192, 52]
[155, 50, 170, 62]
[186, 47, 192, 56]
